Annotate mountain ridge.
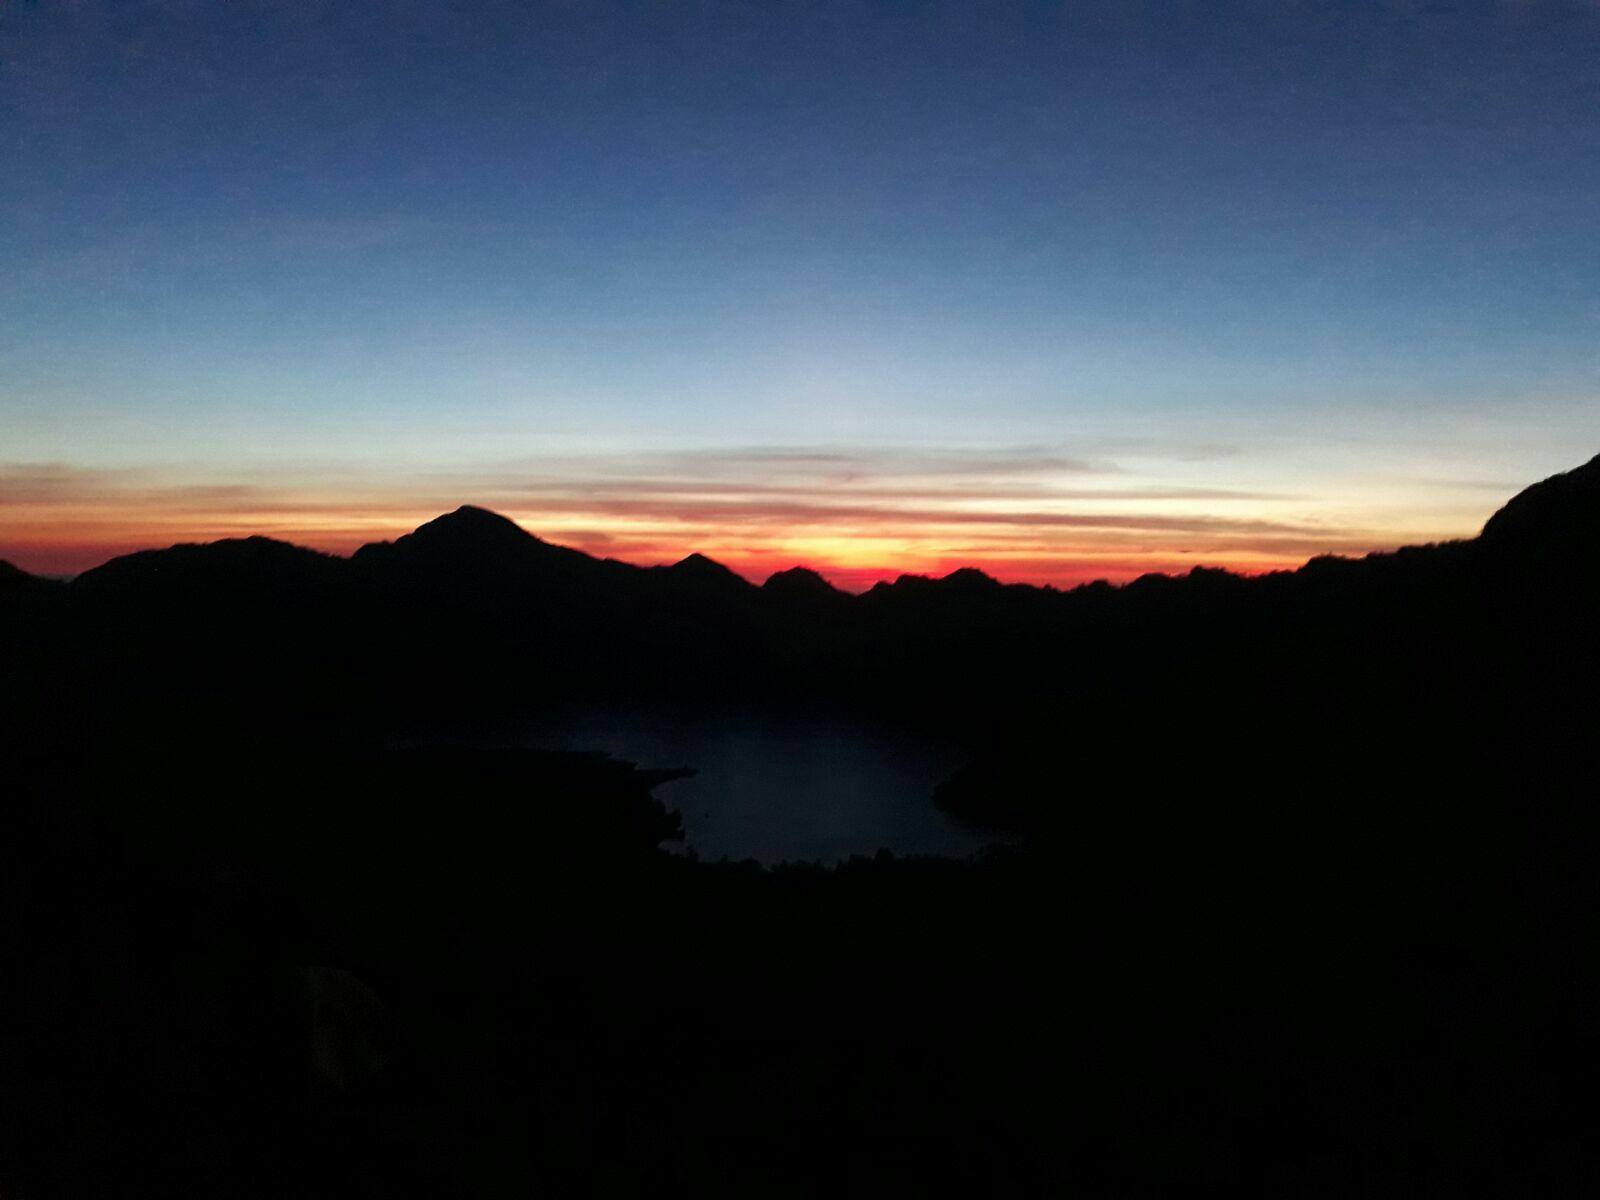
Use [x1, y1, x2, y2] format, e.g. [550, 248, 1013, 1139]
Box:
[0, 451, 1593, 611]
[3, 454, 1596, 598]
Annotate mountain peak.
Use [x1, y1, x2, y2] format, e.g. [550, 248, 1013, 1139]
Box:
[411, 506, 536, 545]
[353, 505, 546, 566]
[762, 566, 840, 599]
[666, 552, 751, 588]
[939, 567, 1001, 590]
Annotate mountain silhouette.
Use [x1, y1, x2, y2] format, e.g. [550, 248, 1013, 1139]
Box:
[762, 565, 846, 605]
[3, 456, 1599, 1195]
[73, 536, 342, 597]
[358, 504, 568, 566]
[0, 453, 1595, 744]
[0, 454, 1593, 723]
[7, 452, 1591, 611]
[405, 503, 534, 545]
[661, 551, 756, 593]
[1477, 452, 1600, 585]
[1480, 451, 1600, 543]
[352, 504, 625, 590]
[939, 566, 1004, 592]
[0, 558, 52, 592]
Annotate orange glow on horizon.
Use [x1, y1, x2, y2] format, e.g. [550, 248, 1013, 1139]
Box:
[0, 510, 1420, 591]
[0, 454, 1498, 587]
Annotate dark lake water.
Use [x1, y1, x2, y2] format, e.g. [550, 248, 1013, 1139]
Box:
[402, 709, 991, 864]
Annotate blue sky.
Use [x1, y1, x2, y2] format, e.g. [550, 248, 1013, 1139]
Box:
[2, 1, 1597, 580]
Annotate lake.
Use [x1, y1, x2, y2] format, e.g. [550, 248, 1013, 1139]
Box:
[403, 708, 992, 864]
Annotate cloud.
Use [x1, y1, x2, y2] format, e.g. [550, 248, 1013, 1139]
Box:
[487, 493, 1352, 539]
[485, 444, 1119, 484]
[0, 463, 150, 504]
[1091, 440, 1243, 463]
[500, 479, 1295, 506]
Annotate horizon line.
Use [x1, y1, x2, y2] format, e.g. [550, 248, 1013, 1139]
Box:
[1, 446, 1564, 588]
[2, 501, 1489, 595]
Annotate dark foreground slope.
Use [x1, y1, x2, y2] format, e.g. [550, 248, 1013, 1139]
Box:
[4, 736, 1591, 1197]
[1, 457, 1598, 1194]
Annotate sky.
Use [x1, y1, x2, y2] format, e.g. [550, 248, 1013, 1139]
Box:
[3, 0, 1597, 586]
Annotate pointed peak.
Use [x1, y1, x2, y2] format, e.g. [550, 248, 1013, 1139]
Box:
[415, 506, 536, 542]
[667, 552, 750, 586]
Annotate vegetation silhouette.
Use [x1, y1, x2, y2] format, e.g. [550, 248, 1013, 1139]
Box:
[1, 454, 1598, 1193]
